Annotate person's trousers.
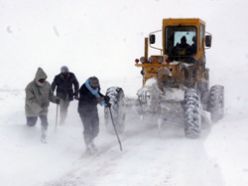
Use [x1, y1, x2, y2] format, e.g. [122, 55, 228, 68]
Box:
[59, 98, 70, 124]
[26, 115, 48, 130]
[79, 111, 99, 146]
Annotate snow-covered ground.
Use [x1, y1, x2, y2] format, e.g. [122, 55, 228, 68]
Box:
[1, 0, 248, 186]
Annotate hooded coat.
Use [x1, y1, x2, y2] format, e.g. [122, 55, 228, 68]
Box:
[25, 67, 58, 117]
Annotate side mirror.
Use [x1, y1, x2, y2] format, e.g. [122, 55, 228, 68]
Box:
[149, 34, 156, 44]
[205, 35, 212, 47]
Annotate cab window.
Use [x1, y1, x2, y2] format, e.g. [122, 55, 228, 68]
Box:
[165, 26, 197, 57]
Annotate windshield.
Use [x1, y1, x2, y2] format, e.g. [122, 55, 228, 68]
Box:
[165, 26, 197, 57]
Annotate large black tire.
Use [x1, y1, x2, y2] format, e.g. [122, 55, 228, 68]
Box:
[208, 85, 224, 122]
[183, 88, 202, 138]
[104, 87, 125, 134]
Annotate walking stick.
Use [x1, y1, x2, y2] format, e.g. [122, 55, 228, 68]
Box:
[108, 107, 123, 151]
[54, 104, 59, 131]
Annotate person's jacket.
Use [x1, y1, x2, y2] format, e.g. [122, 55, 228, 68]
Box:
[78, 83, 104, 115]
[51, 72, 79, 100]
[25, 68, 58, 117]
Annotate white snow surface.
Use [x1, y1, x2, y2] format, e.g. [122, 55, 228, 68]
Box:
[1, 0, 248, 186]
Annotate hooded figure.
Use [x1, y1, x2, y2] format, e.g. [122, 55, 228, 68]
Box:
[25, 67, 59, 142]
[51, 66, 79, 124]
[78, 76, 110, 154]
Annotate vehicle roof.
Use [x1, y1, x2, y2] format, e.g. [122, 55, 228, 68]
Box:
[163, 18, 205, 26]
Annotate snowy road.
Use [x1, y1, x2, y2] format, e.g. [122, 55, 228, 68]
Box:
[46, 132, 225, 186]
[42, 100, 224, 186]
[44, 119, 225, 186]
[1, 84, 248, 186]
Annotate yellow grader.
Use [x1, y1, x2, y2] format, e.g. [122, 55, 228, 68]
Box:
[104, 18, 224, 138]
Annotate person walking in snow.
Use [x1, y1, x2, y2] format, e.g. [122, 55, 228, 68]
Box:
[77, 76, 110, 154]
[51, 66, 79, 124]
[25, 67, 60, 143]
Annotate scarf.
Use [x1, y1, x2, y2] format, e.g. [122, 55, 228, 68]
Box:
[85, 79, 106, 106]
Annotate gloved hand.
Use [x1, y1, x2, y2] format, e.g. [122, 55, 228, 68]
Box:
[105, 102, 111, 108]
[104, 95, 110, 103]
[55, 98, 60, 104]
[74, 95, 79, 100]
[104, 96, 111, 108]
[73, 92, 79, 100]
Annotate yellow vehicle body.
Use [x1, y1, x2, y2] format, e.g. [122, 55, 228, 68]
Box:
[104, 18, 223, 139]
[135, 18, 211, 90]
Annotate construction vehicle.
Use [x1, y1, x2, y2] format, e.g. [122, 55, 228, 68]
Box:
[104, 18, 224, 138]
